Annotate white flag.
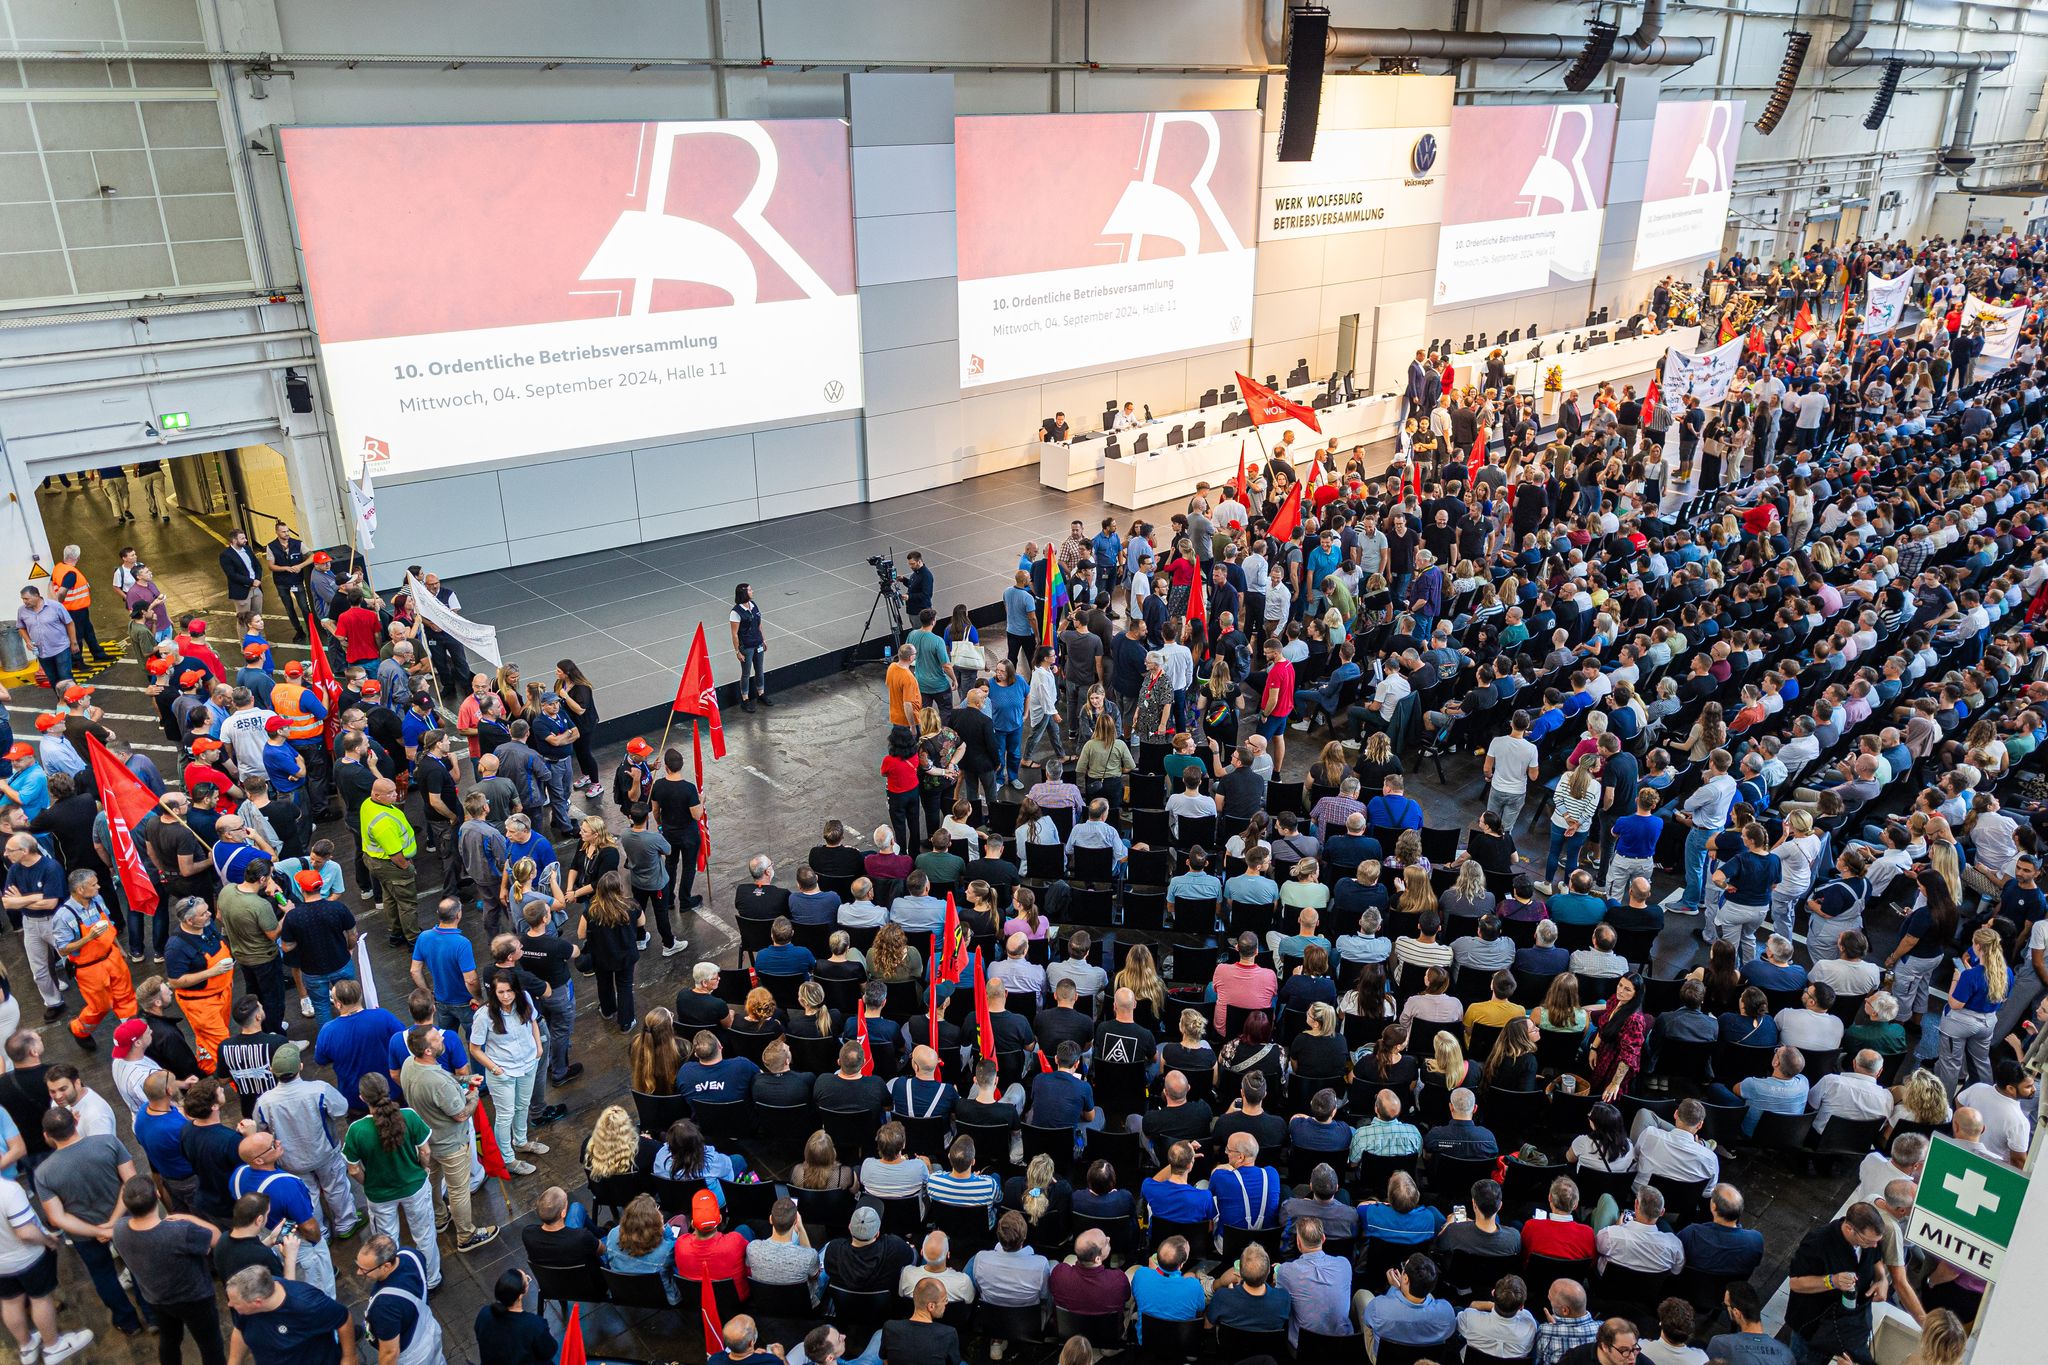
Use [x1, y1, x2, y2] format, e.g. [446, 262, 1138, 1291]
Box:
[1863, 269, 1916, 337]
[349, 463, 378, 550]
[1658, 334, 1746, 407]
[405, 572, 503, 667]
[355, 933, 380, 1011]
[1961, 293, 2027, 369]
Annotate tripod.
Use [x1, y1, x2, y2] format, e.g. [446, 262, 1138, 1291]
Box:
[853, 579, 909, 663]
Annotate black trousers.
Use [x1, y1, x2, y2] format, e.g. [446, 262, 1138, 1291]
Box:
[660, 833, 700, 913]
[242, 959, 286, 1035]
[593, 965, 636, 1027]
[154, 1295, 226, 1365]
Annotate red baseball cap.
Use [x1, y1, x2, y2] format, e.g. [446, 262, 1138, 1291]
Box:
[242, 643, 268, 660]
[32, 714, 60, 733]
[626, 738, 653, 757]
[192, 737, 223, 755]
[62, 685, 93, 703]
[283, 661, 303, 678]
[114, 1019, 149, 1050]
[145, 655, 171, 676]
[263, 716, 289, 734]
[359, 680, 382, 698]
[186, 620, 207, 635]
[311, 552, 332, 565]
[294, 870, 325, 894]
[691, 1189, 721, 1231]
[5, 743, 32, 761]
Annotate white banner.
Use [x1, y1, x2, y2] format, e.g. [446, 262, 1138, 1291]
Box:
[349, 463, 377, 550]
[1961, 293, 2027, 369]
[356, 934, 380, 1011]
[1863, 269, 1916, 337]
[404, 572, 503, 667]
[1659, 334, 1746, 406]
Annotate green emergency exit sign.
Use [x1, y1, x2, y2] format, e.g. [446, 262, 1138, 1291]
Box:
[158, 411, 190, 430]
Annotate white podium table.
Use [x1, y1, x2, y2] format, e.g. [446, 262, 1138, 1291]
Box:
[1101, 391, 1404, 511]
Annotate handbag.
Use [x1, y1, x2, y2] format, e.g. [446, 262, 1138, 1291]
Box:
[949, 637, 986, 671]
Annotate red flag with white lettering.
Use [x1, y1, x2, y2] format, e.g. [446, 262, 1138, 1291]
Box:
[1268, 481, 1305, 544]
[1235, 372, 1322, 433]
[855, 1007, 874, 1076]
[673, 624, 726, 759]
[84, 735, 159, 918]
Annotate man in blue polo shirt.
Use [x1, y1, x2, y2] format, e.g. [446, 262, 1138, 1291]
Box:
[1130, 1236, 1207, 1341]
[1364, 776, 1424, 831]
[229, 1129, 335, 1295]
[409, 899, 479, 1033]
[1210, 1131, 1283, 1231]
[312, 979, 405, 1114]
[525, 693, 579, 834]
[225, 1264, 352, 1365]
[1026, 1041, 1099, 1138]
[4, 830, 69, 1020]
[675, 1030, 759, 1106]
[751, 917, 815, 977]
[356, 1237, 438, 1364]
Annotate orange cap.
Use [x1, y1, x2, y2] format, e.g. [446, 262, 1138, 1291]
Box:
[626, 738, 653, 757]
[32, 714, 61, 732]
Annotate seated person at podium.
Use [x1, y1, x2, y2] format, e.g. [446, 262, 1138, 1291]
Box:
[1112, 401, 1140, 431]
[1041, 412, 1070, 443]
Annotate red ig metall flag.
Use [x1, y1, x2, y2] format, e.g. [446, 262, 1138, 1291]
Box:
[85, 735, 159, 917]
[1235, 372, 1322, 433]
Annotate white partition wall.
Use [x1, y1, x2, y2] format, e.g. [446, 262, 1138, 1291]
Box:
[849, 73, 968, 503]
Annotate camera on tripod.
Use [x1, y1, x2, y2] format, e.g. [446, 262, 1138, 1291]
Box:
[867, 551, 897, 589]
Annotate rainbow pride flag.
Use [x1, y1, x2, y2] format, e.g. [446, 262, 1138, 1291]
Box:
[1042, 542, 1068, 654]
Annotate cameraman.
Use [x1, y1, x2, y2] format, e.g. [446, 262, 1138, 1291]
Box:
[903, 551, 934, 619]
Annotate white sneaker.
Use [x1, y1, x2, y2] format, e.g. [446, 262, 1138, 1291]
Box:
[21, 1330, 41, 1365]
[43, 1331, 92, 1365]
[516, 1141, 550, 1155]
[299, 997, 314, 1018]
[662, 940, 690, 958]
[507, 1159, 537, 1176]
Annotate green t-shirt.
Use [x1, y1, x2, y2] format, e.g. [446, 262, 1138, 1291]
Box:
[1162, 753, 1208, 789]
[908, 629, 951, 693]
[216, 886, 280, 964]
[342, 1108, 431, 1201]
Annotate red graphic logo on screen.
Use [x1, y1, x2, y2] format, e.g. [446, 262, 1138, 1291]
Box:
[968, 355, 985, 377]
[955, 112, 1259, 282]
[279, 121, 857, 345]
[361, 436, 391, 464]
[1442, 105, 1615, 227]
[1642, 101, 1741, 202]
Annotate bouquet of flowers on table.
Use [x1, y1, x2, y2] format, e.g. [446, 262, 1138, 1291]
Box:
[1543, 365, 1565, 392]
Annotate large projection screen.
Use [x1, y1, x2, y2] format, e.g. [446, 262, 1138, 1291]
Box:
[954, 111, 1260, 390]
[1633, 100, 1745, 271]
[280, 120, 864, 478]
[1432, 104, 1616, 306]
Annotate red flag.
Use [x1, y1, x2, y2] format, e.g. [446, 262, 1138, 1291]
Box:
[1232, 442, 1248, 513]
[1644, 377, 1659, 408]
[939, 893, 962, 984]
[673, 623, 726, 760]
[1718, 314, 1736, 345]
[1467, 430, 1487, 483]
[699, 1274, 724, 1357]
[1234, 371, 1322, 433]
[84, 736, 159, 919]
[1268, 481, 1305, 543]
[927, 971, 941, 1052]
[303, 609, 344, 752]
[1794, 300, 1815, 337]
[1412, 456, 1422, 505]
[972, 948, 995, 1059]
[561, 1306, 588, 1365]
[1747, 324, 1767, 356]
[1036, 1047, 1054, 1074]
[472, 1097, 513, 1181]
[1187, 564, 1207, 629]
[855, 1007, 874, 1076]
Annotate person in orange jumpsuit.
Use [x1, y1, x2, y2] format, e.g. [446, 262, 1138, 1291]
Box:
[164, 897, 235, 1072]
[51, 868, 136, 1047]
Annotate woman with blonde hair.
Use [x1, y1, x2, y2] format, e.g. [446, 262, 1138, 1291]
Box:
[562, 814, 624, 916]
[868, 922, 924, 985]
[1545, 755, 1602, 884]
[1421, 1029, 1471, 1091]
[1390, 828, 1428, 873]
[1888, 1067, 1953, 1133]
[1002, 1153, 1072, 1245]
[582, 1104, 644, 1182]
[1003, 885, 1045, 940]
[1937, 924, 2011, 1092]
[1680, 701, 1726, 763]
[1354, 730, 1401, 790]
[1903, 1309, 1968, 1365]
[1395, 865, 1436, 919]
[794, 981, 837, 1038]
[1115, 944, 1167, 1029]
[1770, 807, 1823, 943]
[628, 1009, 682, 1094]
[1305, 741, 1349, 795]
[1439, 857, 1495, 922]
[1282, 858, 1330, 913]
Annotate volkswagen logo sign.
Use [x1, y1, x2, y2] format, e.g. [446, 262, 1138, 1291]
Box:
[823, 380, 845, 403]
[1411, 133, 1439, 177]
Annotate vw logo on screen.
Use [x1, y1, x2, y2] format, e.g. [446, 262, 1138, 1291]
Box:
[1411, 133, 1439, 177]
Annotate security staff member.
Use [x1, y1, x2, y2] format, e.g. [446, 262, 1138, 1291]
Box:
[265, 525, 312, 642]
[49, 546, 112, 665]
[360, 777, 418, 948]
[53, 868, 136, 1047]
[730, 583, 768, 713]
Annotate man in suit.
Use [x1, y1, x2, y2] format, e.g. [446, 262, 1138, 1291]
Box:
[1421, 354, 1444, 414]
[219, 529, 264, 615]
[1560, 390, 1584, 440]
[1403, 350, 1429, 423]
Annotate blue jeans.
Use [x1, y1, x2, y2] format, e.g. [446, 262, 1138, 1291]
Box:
[1546, 824, 1589, 882]
[36, 648, 73, 687]
[76, 1234, 151, 1331]
[541, 756, 573, 829]
[1682, 825, 1715, 908]
[435, 1000, 474, 1035]
[303, 961, 358, 1030]
[539, 982, 575, 1083]
[994, 728, 1022, 786]
[738, 646, 766, 698]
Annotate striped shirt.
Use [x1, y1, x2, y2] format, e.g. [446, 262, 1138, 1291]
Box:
[1551, 778, 1602, 830]
[925, 1169, 1000, 1216]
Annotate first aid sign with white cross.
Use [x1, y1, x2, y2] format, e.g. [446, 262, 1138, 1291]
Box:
[1906, 1134, 2030, 1283]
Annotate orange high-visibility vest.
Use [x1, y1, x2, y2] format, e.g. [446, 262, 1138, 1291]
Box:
[50, 564, 89, 611]
[271, 681, 322, 742]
